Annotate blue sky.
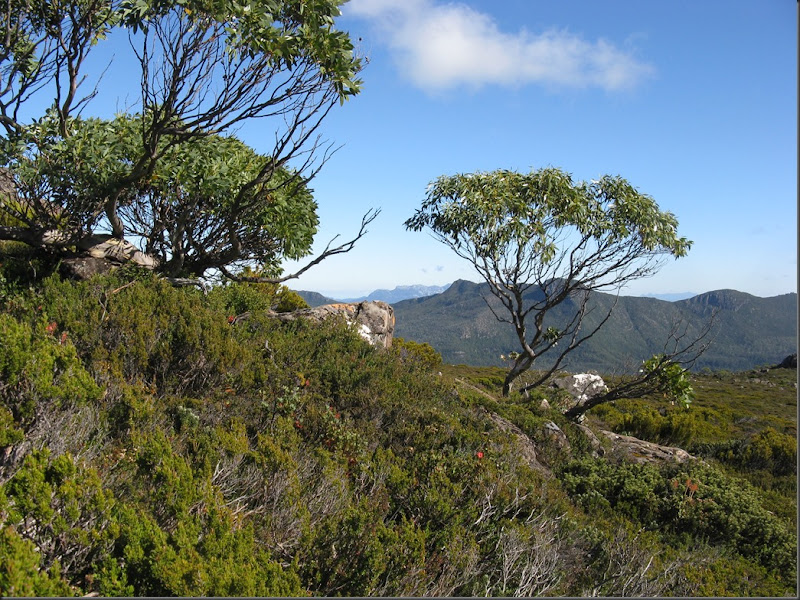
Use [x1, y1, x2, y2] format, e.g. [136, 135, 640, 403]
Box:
[275, 0, 796, 299]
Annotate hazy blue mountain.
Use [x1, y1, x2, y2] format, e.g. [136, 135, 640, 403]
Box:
[296, 284, 451, 306]
[341, 284, 452, 304]
[391, 280, 797, 373]
[640, 292, 697, 301]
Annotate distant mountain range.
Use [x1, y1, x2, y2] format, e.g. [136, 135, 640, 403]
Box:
[296, 280, 797, 373]
[640, 292, 697, 302]
[296, 284, 451, 305]
[386, 280, 796, 373]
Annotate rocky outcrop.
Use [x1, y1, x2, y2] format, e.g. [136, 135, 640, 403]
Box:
[598, 430, 695, 465]
[551, 373, 608, 419]
[60, 256, 118, 280]
[60, 235, 159, 281]
[575, 423, 605, 458]
[269, 301, 395, 349]
[78, 235, 159, 269]
[541, 421, 571, 454]
[777, 353, 797, 368]
[477, 407, 549, 475]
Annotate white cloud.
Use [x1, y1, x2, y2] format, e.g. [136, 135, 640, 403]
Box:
[347, 0, 654, 92]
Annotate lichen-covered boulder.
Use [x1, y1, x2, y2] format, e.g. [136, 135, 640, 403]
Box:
[269, 301, 395, 349]
[552, 373, 608, 402]
[599, 430, 695, 465]
[551, 373, 608, 420]
[78, 234, 159, 269]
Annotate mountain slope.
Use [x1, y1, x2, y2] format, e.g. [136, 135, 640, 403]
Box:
[393, 280, 797, 372]
[295, 290, 336, 307]
[347, 283, 451, 303]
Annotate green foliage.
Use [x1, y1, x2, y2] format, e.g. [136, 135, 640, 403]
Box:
[694, 427, 797, 478]
[407, 168, 690, 261]
[642, 354, 694, 408]
[1, 0, 363, 280]
[405, 168, 693, 397]
[0, 406, 23, 446]
[0, 311, 101, 422]
[117, 0, 362, 100]
[210, 279, 308, 316]
[597, 403, 699, 447]
[0, 273, 795, 597]
[559, 457, 796, 583]
[5, 112, 321, 277]
[392, 337, 443, 370]
[0, 526, 72, 597]
[2, 449, 118, 590]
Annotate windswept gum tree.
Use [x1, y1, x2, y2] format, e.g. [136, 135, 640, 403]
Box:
[0, 0, 374, 281]
[405, 167, 702, 405]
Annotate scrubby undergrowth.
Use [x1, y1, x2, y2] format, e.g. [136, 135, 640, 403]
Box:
[0, 264, 796, 596]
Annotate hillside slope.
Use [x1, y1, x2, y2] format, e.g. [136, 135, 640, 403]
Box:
[393, 280, 797, 372]
[0, 269, 795, 596]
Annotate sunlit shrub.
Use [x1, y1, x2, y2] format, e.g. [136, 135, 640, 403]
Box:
[392, 337, 443, 370]
[0, 313, 101, 423]
[559, 456, 796, 584]
[0, 525, 72, 596]
[2, 449, 118, 589]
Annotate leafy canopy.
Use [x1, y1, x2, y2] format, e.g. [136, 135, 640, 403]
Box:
[406, 167, 695, 404]
[1, 0, 364, 280]
[406, 168, 691, 269]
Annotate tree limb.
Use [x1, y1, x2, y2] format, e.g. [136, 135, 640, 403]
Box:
[219, 208, 380, 284]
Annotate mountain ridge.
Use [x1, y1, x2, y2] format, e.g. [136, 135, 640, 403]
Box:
[296, 283, 451, 305]
[386, 280, 797, 373]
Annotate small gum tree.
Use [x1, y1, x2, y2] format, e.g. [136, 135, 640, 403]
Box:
[405, 167, 705, 411]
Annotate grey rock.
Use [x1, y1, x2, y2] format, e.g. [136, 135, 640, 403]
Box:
[78, 235, 159, 269]
[575, 423, 605, 458]
[552, 373, 608, 404]
[60, 257, 117, 280]
[269, 301, 395, 349]
[598, 430, 695, 465]
[542, 420, 571, 453]
[478, 407, 550, 476]
[551, 373, 608, 420]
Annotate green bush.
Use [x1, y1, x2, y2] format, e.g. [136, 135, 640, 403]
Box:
[559, 456, 796, 584]
[2, 449, 118, 588]
[392, 337, 443, 370]
[0, 313, 101, 423]
[0, 526, 73, 596]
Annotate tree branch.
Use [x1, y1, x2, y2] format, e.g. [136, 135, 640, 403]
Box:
[219, 209, 380, 284]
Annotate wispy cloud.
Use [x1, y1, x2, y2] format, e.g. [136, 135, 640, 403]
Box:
[347, 0, 654, 92]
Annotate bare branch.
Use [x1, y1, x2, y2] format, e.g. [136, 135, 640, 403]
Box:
[220, 209, 381, 285]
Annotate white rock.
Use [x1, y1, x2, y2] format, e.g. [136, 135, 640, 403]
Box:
[552, 373, 608, 405]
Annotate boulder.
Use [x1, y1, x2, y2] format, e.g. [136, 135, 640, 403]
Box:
[551, 373, 608, 418]
[777, 353, 797, 369]
[61, 235, 160, 281]
[575, 423, 605, 458]
[542, 421, 571, 452]
[269, 301, 395, 349]
[60, 256, 117, 280]
[78, 235, 159, 269]
[478, 407, 549, 475]
[598, 430, 695, 465]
